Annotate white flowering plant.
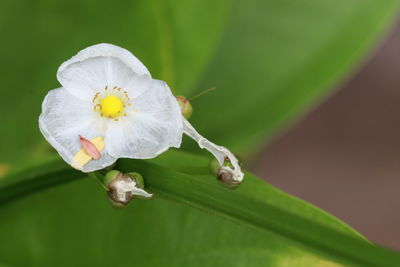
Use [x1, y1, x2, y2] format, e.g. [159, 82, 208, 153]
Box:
[0, 1, 399, 267]
[39, 43, 243, 201]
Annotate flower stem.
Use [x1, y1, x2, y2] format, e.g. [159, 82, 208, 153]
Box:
[88, 171, 109, 191]
[189, 87, 216, 101]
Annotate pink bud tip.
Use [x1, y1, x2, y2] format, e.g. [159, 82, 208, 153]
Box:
[79, 135, 101, 160]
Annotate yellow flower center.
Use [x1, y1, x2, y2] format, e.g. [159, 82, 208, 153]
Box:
[101, 95, 124, 118]
[92, 85, 131, 120]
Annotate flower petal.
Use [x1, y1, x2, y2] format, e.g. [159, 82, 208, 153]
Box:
[39, 88, 117, 172]
[57, 43, 151, 101]
[182, 118, 244, 182]
[105, 79, 183, 159]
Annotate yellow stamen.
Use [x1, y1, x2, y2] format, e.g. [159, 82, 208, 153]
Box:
[101, 95, 124, 118]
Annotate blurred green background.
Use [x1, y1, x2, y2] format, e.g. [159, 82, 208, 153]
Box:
[0, 0, 399, 266]
[254, 20, 400, 250]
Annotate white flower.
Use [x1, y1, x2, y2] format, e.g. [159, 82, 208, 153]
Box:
[39, 43, 244, 183]
[39, 43, 182, 172]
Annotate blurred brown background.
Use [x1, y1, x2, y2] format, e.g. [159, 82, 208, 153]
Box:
[253, 20, 400, 250]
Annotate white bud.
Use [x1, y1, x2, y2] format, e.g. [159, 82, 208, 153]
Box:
[105, 170, 152, 206]
[182, 118, 244, 185]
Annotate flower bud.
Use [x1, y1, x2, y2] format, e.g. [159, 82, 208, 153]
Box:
[104, 170, 121, 187]
[217, 167, 241, 189]
[184, 118, 244, 184]
[208, 157, 220, 177]
[104, 170, 152, 207]
[125, 172, 145, 190]
[209, 157, 242, 189]
[176, 95, 193, 119]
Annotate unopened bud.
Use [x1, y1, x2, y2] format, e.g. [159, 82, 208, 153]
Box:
[209, 157, 220, 177]
[104, 170, 152, 207]
[209, 157, 242, 189]
[217, 167, 241, 189]
[176, 95, 193, 119]
[184, 118, 244, 185]
[104, 170, 120, 187]
[125, 172, 145, 190]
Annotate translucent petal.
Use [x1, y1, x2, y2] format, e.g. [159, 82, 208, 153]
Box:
[115, 179, 153, 199]
[105, 79, 183, 159]
[130, 187, 153, 198]
[39, 88, 117, 172]
[123, 73, 153, 99]
[57, 43, 151, 101]
[182, 118, 244, 182]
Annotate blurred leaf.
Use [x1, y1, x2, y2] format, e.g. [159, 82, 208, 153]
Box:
[184, 0, 399, 155]
[0, 164, 9, 178]
[2, 1, 399, 164]
[0, 0, 230, 163]
[0, 151, 400, 266]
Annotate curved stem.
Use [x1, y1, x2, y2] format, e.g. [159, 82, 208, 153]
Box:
[182, 118, 244, 182]
[88, 171, 109, 191]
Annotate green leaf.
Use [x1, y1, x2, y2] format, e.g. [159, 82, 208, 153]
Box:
[0, 151, 399, 266]
[184, 0, 399, 154]
[2, 1, 398, 164]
